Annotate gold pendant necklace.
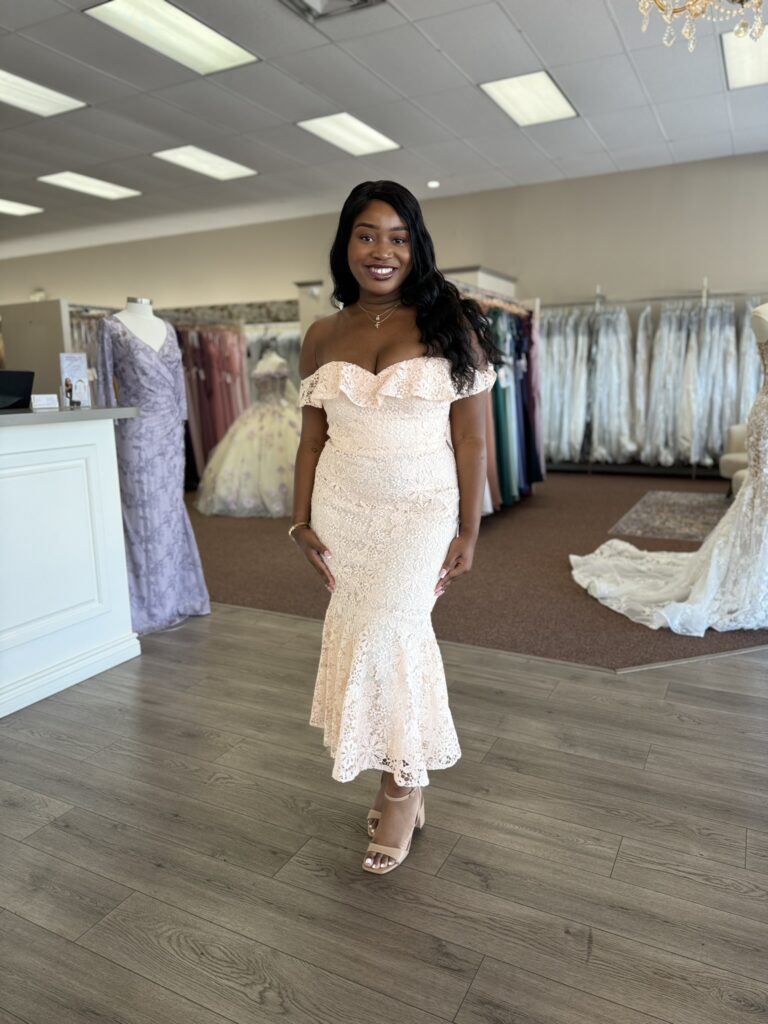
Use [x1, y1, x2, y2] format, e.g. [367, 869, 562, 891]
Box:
[357, 300, 400, 329]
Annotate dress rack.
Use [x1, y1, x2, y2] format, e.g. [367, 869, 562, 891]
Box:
[542, 281, 765, 480]
[448, 277, 531, 317]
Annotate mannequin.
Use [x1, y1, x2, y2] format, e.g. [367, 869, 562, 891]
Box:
[97, 296, 210, 634]
[753, 302, 768, 345]
[114, 297, 167, 351]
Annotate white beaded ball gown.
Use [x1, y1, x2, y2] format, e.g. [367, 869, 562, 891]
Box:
[570, 309, 768, 636]
[196, 351, 300, 517]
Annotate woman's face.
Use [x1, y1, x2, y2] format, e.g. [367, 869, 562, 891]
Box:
[347, 199, 412, 302]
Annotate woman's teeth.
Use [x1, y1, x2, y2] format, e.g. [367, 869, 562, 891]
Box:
[367, 266, 395, 279]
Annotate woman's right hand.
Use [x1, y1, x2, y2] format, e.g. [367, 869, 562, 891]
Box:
[292, 527, 335, 592]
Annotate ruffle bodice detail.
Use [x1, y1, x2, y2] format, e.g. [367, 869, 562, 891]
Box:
[299, 356, 496, 410]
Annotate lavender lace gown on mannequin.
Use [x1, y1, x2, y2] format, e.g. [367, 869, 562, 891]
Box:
[98, 316, 210, 635]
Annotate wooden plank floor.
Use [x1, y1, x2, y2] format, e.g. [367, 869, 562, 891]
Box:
[2, 603, 768, 1024]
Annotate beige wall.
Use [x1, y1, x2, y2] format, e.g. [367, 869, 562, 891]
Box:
[1, 153, 766, 310]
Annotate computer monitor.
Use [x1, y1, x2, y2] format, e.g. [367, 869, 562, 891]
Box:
[0, 370, 35, 410]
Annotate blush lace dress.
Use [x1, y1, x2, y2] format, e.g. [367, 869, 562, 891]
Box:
[299, 356, 496, 785]
[570, 336, 768, 636]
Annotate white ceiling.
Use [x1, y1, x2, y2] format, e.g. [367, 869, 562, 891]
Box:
[1, 0, 767, 259]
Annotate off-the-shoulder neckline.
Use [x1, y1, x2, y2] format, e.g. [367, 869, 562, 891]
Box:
[302, 356, 456, 382]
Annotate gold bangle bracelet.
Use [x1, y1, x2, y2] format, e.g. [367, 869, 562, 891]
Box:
[288, 521, 310, 537]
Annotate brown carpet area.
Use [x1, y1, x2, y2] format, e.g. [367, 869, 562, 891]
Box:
[187, 472, 768, 670]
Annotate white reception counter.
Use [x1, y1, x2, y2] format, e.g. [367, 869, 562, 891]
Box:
[0, 407, 141, 716]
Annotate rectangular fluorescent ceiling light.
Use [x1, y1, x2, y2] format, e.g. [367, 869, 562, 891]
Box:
[85, 0, 256, 75]
[298, 113, 399, 155]
[38, 172, 140, 200]
[0, 198, 43, 216]
[481, 71, 576, 127]
[153, 145, 257, 180]
[0, 69, 85, 117]
[722, 29, 768, 89]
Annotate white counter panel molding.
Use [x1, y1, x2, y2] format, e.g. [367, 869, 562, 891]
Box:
[0, 409, 140, 716]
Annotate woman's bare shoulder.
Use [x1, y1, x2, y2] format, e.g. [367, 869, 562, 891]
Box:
[300, 310, 347, 376]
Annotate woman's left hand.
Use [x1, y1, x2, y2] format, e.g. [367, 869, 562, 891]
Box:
[435, 533, 476, 597]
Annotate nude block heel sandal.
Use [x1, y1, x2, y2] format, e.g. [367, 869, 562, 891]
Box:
[366, 772, 387, 837]
[366, 809, 381, 838]
[362, 787, 425, 875]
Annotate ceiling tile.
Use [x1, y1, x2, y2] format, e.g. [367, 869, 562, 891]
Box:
[47, 1, 95, 10]
[728, 84, 768, 130]
[84, 154, 203, 193]
[345, 98, 452, 146]
[0, 176, 78, 210]
[523, 118, 605, 158]
[417, 3, 540, 84]
[4, 119, 139, 171]
[0, 147, 51, 178]
[425, 166, 515, 197]
[409, 138, 497, 174]
[500, 0, 624, 66]
[611, 143, 674, 171]
[210, 62, 336, 122]
[413, 86, 517, 136]
[732, 125, 768, 154]
[0, 33, 138, 103]
[631, 36, 725, 103]
[137, 178, 261, 208]
[353, 146, 437, 184]
[0, 0, 68, 30]
[466, 130, 564, 183]
[555, 151, 617, 178]
[341, 23, 467, 96]
[0, 209, 77, 239]
[316, 3, 407, 40]
[97, 94, 232, 147]
[273, 44, 400, 108]
[248, 123, 346, 164]
[0, 101, 40, 131]
[20, 12, 198, 90]
[552, 53, 647, 115]
[265, 159, 365, 197]
[586, 106, 665, 149]
[58, 106, 179, 153]
[151, 81, 282, 134]
[392, 0, 489, 20]
[670, 133, 734, 162]
[174, 0, 327, 59]
[656, 92, 730, 139]
[194, 135, 303, 175]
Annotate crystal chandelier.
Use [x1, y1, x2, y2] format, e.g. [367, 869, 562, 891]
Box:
[638, 0, 765, 51]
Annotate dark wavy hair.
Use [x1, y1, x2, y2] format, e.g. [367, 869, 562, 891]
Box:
[329, 180, 503, 394]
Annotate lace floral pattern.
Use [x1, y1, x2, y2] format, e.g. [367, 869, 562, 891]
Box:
[300, 357, 496, 784]
[570, 339, 768, 636]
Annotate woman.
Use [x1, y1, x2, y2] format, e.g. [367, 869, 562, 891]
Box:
[291, 181, 500, 874]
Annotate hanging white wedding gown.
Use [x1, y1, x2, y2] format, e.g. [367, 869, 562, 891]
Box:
[570, 332, 768, 636]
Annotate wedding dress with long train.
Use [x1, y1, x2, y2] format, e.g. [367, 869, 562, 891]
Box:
[570, 320, 768, 636]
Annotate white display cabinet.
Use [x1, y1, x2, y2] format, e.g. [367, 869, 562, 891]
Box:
[0, 407, 140, 717]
